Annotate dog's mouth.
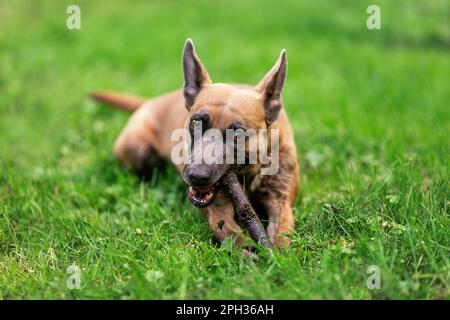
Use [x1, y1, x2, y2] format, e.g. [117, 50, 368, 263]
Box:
[188, 185, 219, 208]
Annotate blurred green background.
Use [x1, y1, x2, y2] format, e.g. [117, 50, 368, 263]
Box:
[0, 0, 448, 299]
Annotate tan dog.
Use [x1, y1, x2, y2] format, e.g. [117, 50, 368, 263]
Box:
[92, 39, 299, 249]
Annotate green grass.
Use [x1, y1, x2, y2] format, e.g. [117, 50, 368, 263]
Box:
[0, 0, 448, 299]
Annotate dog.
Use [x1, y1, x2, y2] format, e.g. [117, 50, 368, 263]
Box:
[91, 39, 299, 249]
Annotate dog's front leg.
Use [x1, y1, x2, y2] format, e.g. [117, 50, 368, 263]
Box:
[265, 201, 295, 247]
[201, 192, 252, 253]
[251, 180, 297, 247]
[252, 157, 299, 247]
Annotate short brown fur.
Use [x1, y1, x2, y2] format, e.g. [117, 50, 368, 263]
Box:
[92, 40, 300, 249]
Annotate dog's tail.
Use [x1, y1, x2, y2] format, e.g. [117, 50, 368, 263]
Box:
[90, 91, 146, 112]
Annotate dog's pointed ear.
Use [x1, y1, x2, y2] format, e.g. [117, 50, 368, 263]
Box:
[182, 39, 212, 110]
[255, 50, 287, 125]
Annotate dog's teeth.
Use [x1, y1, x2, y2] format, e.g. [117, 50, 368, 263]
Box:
[188, 184, 217, 207]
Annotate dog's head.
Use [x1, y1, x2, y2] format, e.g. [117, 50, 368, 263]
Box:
[180, 39, 287, 208]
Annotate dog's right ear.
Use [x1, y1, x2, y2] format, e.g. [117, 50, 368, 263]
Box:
[182, 39, 212, 110]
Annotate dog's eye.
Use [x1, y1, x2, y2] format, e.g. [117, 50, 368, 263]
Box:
[234, 128, 245, 142]
[189, 119, 204, 135]
[192, 119, 202, 130]
[189, 113, 209, 135]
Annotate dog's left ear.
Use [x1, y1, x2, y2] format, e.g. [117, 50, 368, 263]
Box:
[255, 50, 287, 125]
[182, 39, 212, 110]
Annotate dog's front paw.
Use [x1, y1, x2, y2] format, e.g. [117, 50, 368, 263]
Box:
[273, 235, 291, 248]
[240, 248, 259, 261]
[268, 229, 291, 248]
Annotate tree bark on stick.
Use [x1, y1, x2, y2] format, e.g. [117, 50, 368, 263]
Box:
[221, 171, 273, 250]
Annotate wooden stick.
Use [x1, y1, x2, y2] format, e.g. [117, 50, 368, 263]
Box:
[221, 171, 273, 250]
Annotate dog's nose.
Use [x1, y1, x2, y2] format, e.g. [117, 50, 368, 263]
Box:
[188, 167, 210, 186]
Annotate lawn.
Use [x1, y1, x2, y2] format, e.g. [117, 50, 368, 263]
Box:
[0, 0, 448, 299]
